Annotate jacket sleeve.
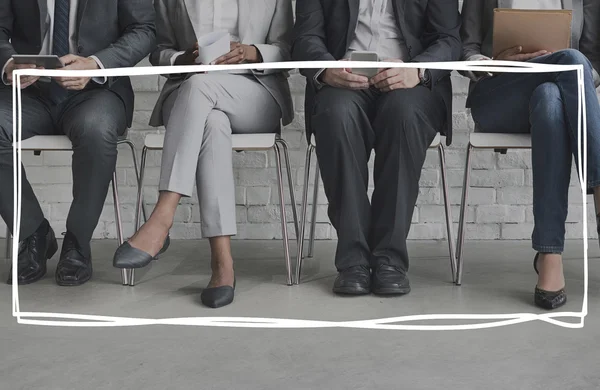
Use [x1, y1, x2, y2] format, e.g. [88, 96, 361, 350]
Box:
[291, 0, 335, 86]
[409, 0, 462, 88]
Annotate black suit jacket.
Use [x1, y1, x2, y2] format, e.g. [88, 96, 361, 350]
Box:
[0, 0, 156, 126]
[291, 0, 462, 145]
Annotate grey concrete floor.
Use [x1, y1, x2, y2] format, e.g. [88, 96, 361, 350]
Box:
[1, 238, 600, 390]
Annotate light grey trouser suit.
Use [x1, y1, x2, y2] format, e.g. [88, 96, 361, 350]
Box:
[160, 73, 281, 238]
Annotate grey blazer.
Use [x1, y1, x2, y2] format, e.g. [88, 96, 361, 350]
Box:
[149, 0, 294, 127]
[460, 0, 600, 86]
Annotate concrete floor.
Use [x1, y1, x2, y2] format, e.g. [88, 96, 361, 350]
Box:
[1, 238, 600, 390]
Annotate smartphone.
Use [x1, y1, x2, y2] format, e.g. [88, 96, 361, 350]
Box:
[12, 55, 64, 69]
[350, 51, 379, 78]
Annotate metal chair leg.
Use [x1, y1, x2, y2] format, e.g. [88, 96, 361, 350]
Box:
[274, 143, 293, 286]
[295, 144, 314, 284]
[276, 138, 300, 240]
[455, 144, 474, 286]
[121, 139, 148, 224]
[129, 146, 149, 287]
[111, 171, 129, 286]
[5, 230, 11, 260]
[438, 143, 457, 283]
[307, 162, 319, 259]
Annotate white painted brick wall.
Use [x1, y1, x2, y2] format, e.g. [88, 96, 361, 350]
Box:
[4, 1, 599, 242]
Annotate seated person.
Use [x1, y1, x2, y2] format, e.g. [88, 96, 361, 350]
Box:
[460, 0, 600, 310]
[292, 0, 461, 296]
[113, 0, 294, 309]
[0, 0, 155, 286]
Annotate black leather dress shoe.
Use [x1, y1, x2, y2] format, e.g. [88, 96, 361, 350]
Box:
[371, 264, 411, 295]
[201, 278, 236, 308]
[533, 253, 567, 310]
[7, 219, 58, 285]
[113, 235, 171, 269]
[332, 265, 371, 295]
[55, 232, 92, 287]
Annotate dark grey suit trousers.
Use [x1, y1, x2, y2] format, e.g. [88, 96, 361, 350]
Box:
[0, 86, 126, 256]
[311, 85, 445, 272]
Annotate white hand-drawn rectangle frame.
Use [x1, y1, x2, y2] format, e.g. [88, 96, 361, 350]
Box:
[10, 60, 589, 330]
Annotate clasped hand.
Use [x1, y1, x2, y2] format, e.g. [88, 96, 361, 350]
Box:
[6, 54, 99, 90]
[322, 59, 420, 91]
[174, 41, 261, 67]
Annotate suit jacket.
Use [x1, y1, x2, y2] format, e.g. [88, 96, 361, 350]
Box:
[149, 0, 294, 128]
[0, 0, 156, 127]
[460, 0, 600, 88]
[291, 0, 462, 145]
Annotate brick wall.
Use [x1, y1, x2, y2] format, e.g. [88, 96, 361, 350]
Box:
[3, 1, 598, 241]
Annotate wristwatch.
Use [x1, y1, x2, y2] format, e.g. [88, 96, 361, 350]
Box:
[418, 68, 432, 88]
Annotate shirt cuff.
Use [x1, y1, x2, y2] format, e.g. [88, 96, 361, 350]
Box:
[313, 68, 326, 89]
[2, 58, 13, 86]
[89, 55, 107, 84]
[170, 51, 185, 66]
[466, 54, 492, 62]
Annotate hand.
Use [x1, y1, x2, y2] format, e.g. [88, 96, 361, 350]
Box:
[55, 54, 99, 90]
[322, 59, 369, 89]
[370, 59, 420, 92]
[4, 61, 43, 89]
[494, 46, 549, 62]
[213, 42, 261, 65]
[174, 43, 199, 66]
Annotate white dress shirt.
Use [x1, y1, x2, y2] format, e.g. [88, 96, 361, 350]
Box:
[345, 0, 407, 61]
[314, 0, 407, 88]
[2, 0, 106, 85]
[171, 0, 243, 68]
[509, 0, 562, 9]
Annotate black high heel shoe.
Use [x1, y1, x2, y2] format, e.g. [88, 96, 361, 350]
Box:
[113, 234, 171, 269]
[201, 278, 236, 309]
[533, 253, 567, 310]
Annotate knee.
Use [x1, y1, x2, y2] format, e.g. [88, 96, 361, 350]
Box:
[554, 49, 592, 69]
[70, 114, 120, 151]
[202, 110, 231, 142]
[312, 94, 366, 142]
[531, 82, 562, 117]
[204, 110, 230, 133]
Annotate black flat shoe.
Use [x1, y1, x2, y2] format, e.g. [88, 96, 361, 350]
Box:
[7, 219, 58, 285]
[113, 235, 170, 269]
[332, 265, 371, 295]
[201, 278, 236, 308]
[533, 253, 567, 310]
[55, 232, 92, 287]
[371, 264, 411, 295]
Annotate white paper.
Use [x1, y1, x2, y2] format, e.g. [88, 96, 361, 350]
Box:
[195, 32, 231, 65]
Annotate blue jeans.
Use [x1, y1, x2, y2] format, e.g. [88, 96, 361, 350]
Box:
[469, 49, 600, 254]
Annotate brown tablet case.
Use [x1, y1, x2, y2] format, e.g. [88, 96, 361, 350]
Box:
[492, 8, 573, 59]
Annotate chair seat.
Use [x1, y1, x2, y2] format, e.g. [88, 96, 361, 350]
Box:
[470, 133, 532, 149]
[15, 134, 131, 151]
[144, 133, 278, 151]
[310, 133, 443, 148]
[17, 135, 73, 151]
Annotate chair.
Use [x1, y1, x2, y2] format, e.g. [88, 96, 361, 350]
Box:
[133, 131, 299, 287]
[455, 131, 537, 286]
[295, 133, 457, 285]
[3, 134, 142, 286]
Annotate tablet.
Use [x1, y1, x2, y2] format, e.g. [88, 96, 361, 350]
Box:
[11, 55, 64, 69]
[492, 9, 572, 59]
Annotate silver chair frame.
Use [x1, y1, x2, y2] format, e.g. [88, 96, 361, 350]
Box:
[132, 134, 299, 287]
[295, 136, 457, 285]
[455, 139, 531, 286]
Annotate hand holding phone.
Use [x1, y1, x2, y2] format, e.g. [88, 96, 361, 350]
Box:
[349, 51, 379, 78]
